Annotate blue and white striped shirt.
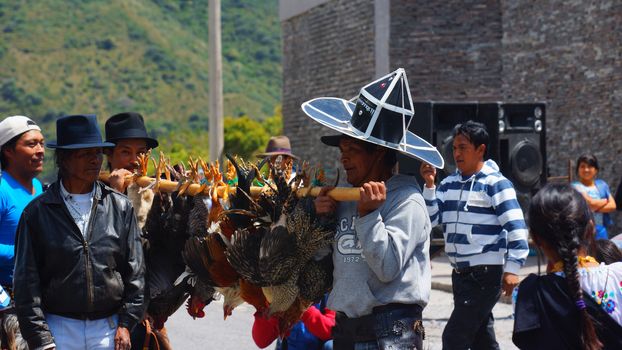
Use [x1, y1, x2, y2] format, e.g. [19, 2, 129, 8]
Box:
[422, 159, 529, 274]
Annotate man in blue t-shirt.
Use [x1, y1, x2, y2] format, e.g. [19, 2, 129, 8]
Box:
[0, 115, 45, 288]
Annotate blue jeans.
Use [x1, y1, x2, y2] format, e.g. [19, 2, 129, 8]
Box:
[275, 338, 333, 350]
[336, 305, 424, 350]
[442, 265, 503, 350]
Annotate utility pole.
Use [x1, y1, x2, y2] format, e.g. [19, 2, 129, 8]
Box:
[209, 0, 224, 164]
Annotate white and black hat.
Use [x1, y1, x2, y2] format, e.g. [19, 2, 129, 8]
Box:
[301, 68, 444, 168]
[0, 115, 41, 148]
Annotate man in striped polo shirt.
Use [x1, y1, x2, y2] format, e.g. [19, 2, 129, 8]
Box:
[420, 120, 529, 350]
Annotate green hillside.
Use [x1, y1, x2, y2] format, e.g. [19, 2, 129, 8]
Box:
[0, 0, 281, 137]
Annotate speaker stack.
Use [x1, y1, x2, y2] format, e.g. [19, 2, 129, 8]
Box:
[398, 101, 546, 215]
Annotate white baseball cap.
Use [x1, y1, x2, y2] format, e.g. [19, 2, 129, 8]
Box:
[0, 115, 41, 148]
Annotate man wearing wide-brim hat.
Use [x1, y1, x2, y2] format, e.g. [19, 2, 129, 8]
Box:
[305, 68, 443, 349]
[104, 112, 159, 193]
[13, 114, 145, 350]
[257, 135, 298, 160]
[257, 135, 299, 180]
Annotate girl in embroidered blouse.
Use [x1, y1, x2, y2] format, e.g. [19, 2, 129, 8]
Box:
[513, 183, 622, 350]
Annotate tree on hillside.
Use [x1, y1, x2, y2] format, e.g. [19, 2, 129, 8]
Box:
[157, 129, 210, 167]
[263, 104, 283, 136]
[223, 105, 283, 160]
[224, 116, 268, 160]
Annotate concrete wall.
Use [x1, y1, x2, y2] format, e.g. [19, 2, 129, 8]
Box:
[279, 0, 332, 21]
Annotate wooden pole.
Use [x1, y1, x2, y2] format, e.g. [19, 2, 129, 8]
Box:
[100, 173, 360, 201]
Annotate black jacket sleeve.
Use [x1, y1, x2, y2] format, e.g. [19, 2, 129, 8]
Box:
[13, 210, 55, 349]
[117, 205, 146, 330]
[615, 178, 622, 211]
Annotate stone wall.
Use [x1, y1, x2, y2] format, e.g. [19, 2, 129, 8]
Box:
[390, 0, 504, 101]
[501, 0, 622, 231]
[281, 0, 376, 175]
[500, 0, 622, 179]
[282, 0, 622, 231]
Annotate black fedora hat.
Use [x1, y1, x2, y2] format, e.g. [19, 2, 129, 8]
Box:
[47, 114, 115, 149]
[105, 112, 158, 149]
[301, 68, 444, 168]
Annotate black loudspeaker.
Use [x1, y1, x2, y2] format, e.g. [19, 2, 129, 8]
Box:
[398, 101, 546, 214]
[480, 102, 547, 214]
[398, 102, 496, 183]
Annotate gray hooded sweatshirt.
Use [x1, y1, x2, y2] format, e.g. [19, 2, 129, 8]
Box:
[327, 174, 431, 318]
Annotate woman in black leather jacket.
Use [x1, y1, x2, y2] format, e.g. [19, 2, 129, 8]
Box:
[13, 114, 145, 350]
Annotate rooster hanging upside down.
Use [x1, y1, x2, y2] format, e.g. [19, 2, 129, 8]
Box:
[133, 153, 337, 338]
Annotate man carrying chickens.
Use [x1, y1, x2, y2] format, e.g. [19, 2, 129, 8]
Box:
[304, 68, 445, 350]
[104, 112, 166, 350]
[104, 112, 159, 193]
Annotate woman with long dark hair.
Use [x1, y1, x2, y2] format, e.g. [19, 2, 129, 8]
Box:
[512, 183, 622, 349]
